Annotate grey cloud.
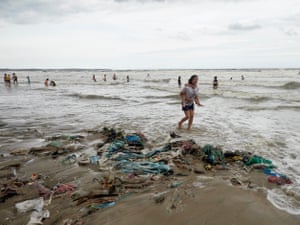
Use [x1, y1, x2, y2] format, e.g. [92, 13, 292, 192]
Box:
[285, 29, 298, 36]
[228, 23, 261, 31]
[276, 12, 300, 36]
[0, 0, 166, 24]
[169, 32, 191, 41]
[284, 12, 300, 26]
[0, 0, 100, 24]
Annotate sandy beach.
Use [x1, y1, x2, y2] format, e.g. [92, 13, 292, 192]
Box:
[1, 127, 299, 225]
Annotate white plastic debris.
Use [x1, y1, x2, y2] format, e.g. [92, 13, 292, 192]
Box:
[15, 197, 50, 225]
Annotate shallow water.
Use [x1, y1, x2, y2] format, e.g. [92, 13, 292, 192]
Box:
[1, 68, 300, 214]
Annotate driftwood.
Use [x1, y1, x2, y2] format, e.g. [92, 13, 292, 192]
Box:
[10, 149, 30, 156]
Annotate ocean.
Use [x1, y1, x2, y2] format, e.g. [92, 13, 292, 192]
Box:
[1, 69, 300, 215]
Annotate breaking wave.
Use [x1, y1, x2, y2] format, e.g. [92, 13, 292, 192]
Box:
[0, 120, 7, 128]
[218, 93, 273, 102]
[267, 188, 300, 215]
[247, 96, 273, 102]
[144, 78, 171, 83]
[143, 85, 173, 92]
[237, 105, 300, 111]
[66, 93, 124, 101]
[279, 82, 300, 90]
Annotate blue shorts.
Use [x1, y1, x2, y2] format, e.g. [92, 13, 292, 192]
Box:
[182, 103, 194, 111]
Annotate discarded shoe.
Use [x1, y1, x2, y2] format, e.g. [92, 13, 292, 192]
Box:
[170, 132, 181, 138]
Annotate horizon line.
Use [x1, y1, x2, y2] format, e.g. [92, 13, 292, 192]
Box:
[1, 67, 300, 71]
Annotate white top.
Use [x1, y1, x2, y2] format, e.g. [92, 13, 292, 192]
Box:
[182, 86, 199, 106]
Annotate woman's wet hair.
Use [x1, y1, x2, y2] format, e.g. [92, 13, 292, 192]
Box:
[188, 75, 198, 84]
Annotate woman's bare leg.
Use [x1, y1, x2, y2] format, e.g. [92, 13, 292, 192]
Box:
[178, 111, 190, 129]
[187, 110, 194, 130]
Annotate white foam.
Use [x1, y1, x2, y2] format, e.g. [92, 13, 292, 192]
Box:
[267, 188, 300, 215]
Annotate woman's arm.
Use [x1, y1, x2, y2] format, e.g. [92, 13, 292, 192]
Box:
[195, 96, 203, 106]
[180, 91, 186, 106]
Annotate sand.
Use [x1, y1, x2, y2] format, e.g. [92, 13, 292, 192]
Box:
[0, 130, 299, 225]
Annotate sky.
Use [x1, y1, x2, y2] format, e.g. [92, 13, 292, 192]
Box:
[0, 0, 299, 69]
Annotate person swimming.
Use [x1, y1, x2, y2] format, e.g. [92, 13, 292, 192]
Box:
[44, 78, 49, 87]
[50, 80, 56, 86]
[213, 76, 218, 89]
[178, 76, 182, 88]
[12, 73, 18, 85]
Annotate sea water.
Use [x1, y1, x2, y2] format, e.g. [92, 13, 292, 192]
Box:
[0, 69, 299, 214]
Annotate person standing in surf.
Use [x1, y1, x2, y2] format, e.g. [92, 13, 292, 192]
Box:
[178, 75, 202, 130]
[178, 76, 182, 88]
[44, 78, 49, 87]
[92, 74, 96, 82]
[213, 76, 218, 89]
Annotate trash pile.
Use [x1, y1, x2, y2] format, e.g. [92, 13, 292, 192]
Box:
[0, 127, 293, 224]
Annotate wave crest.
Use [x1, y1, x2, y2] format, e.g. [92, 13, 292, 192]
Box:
[66, 93, 124, 101]
[144, 78, 171, 83]
[267, 188, 300, 215]
[280, 82, 300, 90]
[237, 105, 300, 111]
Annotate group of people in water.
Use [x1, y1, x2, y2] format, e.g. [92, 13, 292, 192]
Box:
[178, 75, 245, 89]
[3, 72, 55, 87]
[3, 72, 134, 88]
[3, 73, 18, 86]
[3, 72, 31, 86]
[92, 73, 130, 82]
[44, 78, 56, 87]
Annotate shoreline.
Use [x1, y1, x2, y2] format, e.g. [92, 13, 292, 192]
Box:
[0, 127, 299, 225]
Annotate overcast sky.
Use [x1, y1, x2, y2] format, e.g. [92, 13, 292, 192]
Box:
[0, 0, 299, 69]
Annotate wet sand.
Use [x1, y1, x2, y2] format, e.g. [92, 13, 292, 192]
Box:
[86, 181, 299, 225]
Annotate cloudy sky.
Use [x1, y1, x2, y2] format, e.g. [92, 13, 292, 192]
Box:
[0, 0, 299, 69]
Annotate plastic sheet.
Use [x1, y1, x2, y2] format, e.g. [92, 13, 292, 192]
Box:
[15, 197, 50, 225]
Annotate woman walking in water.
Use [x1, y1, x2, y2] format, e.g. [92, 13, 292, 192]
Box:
[178, 75, 203, 130]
